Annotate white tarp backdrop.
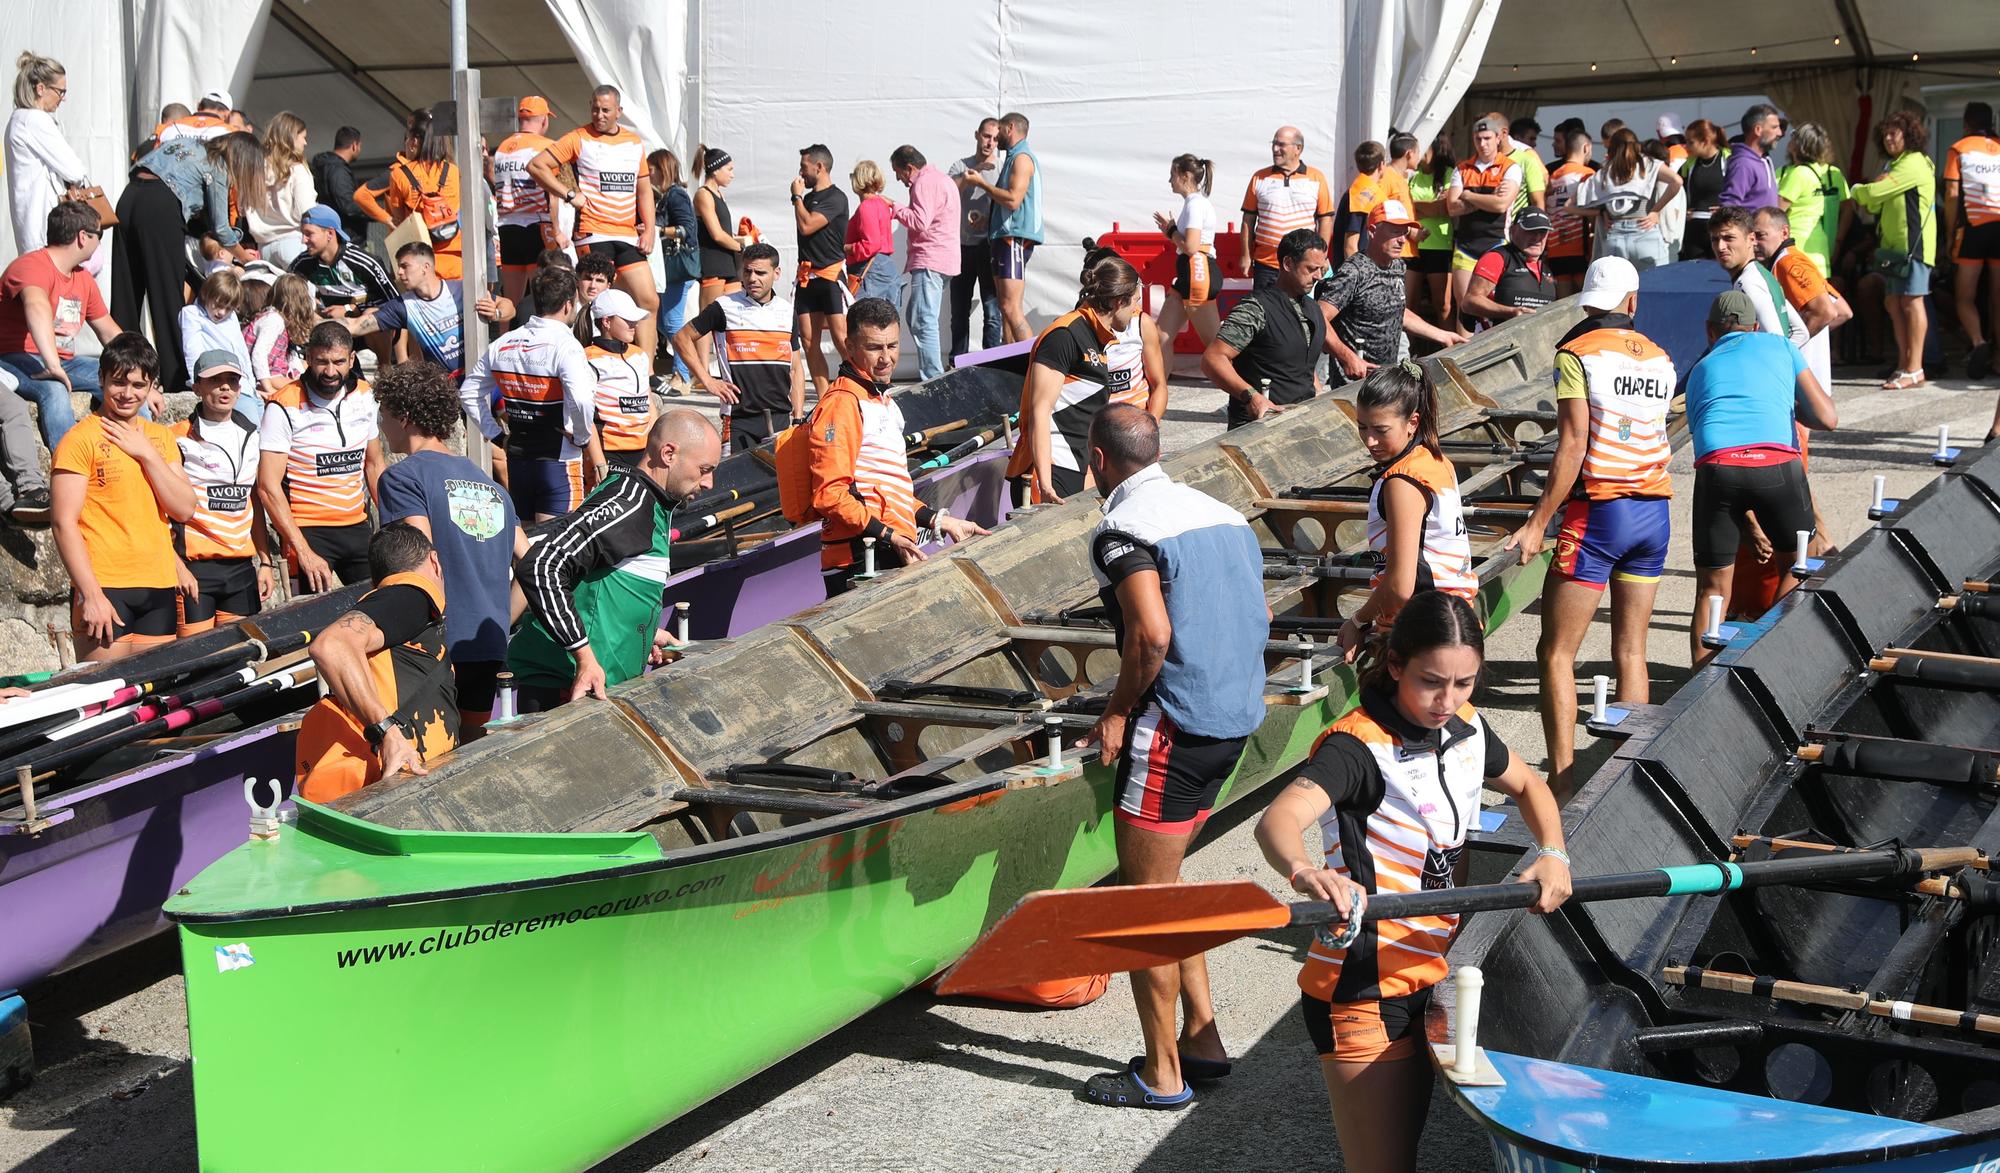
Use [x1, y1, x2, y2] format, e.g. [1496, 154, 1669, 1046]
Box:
[131, 0, 273, 146]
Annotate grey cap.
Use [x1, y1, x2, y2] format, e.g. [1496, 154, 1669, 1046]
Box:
[1708, 290, 1759, 331]
[1474, 117, 1505, 136]
[193, 349, 245, 378]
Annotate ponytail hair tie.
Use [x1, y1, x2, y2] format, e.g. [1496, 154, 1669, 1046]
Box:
[1399, 358, 1423, 379]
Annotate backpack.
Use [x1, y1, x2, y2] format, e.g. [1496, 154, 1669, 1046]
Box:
[399, 161, 459, 243]
[774, 382, 857, 525]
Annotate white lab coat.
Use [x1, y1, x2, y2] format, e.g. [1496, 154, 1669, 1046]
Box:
[5, 107, 103, 275]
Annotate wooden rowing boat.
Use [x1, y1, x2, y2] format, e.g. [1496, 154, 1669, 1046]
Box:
[159, 305, 1592, 1171]
[1427, 439, 2000, 1171]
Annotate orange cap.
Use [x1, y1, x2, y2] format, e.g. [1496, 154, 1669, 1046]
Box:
[517, 95, 550, 117]
[1368, 197, 1418, 228]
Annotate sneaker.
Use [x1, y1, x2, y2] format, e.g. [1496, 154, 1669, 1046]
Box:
[1970, 341, 1994, 381]
[8, 487, 50, 526]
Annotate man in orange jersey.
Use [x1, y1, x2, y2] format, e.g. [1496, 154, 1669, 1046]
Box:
[50, 333, 196, 661]
[1503, 258, 1676, 796]
[584, 289, 657, 470]
[257, 321, 385, 593]
[1240, 125, 1334, 289]
[1545, 127, 1598, 296]
[673, 243, 806, 453]
[492, 96, 568, 314]
[528, 86, 659, 367]
[1751, 206, 1851, 391]
[296, 522, 457, 801]
[1943, 102, 2000, 385]
[806, 297, 987, 596]
[173, 349, 275, 636]
[1338, 140, 1388, 262]
[1445, 119, 1522, 313]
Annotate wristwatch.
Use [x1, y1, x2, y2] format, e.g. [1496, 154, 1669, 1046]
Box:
[363, 715, 405, 748]
[791, 192, 804, 203]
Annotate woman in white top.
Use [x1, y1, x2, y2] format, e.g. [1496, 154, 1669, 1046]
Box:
[6, 52, 101, 274]
[1580, 129, 1683, 271]
[249, 112, 316, 268]
[1152, 153, 1222, 354]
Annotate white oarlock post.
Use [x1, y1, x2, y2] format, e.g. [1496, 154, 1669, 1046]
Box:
[1704, 595, 1724, 642]
[1592, 675, 1609, 723]
[862, 536, 878, 578]
[1937, 425, 1951, 461]
[1872, 475, 1887, 513]
[1453, 965, 1485, 1078]
[1793, 531, 1811, 575]
[675, 601, 691, 644]
[1044, 716, 1064, 771]
[1296, 634, 1313, 691]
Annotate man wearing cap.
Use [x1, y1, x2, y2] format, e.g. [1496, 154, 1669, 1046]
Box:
[346, 241, 514, 385]
[1503, 257, 1676, 795]
[584, 289, 657, 472]
[1719, 104, 1784, 213]
[1315, 199, 1465, 384]
[1446, 118, 1523, 312]
[290, 203, 398, 318]
[494, 97, 566, 314]
[1658, 115, 1690, 167]
[173, 348, 275, 635]
[1682, 290, 1838, 665]
[1459, 207, 1558, 329]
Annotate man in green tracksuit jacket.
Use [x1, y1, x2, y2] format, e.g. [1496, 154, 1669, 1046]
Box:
[509, 409, 720, 711]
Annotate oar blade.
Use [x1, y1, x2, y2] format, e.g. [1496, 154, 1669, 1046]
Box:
[936, 881, 1290, 996]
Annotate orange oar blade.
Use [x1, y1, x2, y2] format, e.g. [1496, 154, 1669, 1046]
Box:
[936, 881, 1290, 996]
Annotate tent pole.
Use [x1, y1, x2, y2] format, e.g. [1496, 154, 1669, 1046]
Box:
[453, 61, 492, 475]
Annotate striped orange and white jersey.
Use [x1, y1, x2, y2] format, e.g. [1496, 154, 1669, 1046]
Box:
[174, 412, 260, 560]
[460, 316, 598, 462]
[154, 113, 231, 145]
[702, 290, 802, 420]
[1367, 441, 1478, 606]
[1299, 698, 1492, 1002]
[586, 341, 655, 454]
[259, 380, 378, 529]
[807, 371, 923, 567]
[1558, 323, 1676, 500]
[1241, 164, 1334, 269]
[1545, 162, 1594, 259]
[1945, 135, 2000, 227]
[493, 131, 556, 227]
[1104, 313, 1149, 410]
[1003, 308, 1122, 492]
[547, 125, 645, 243]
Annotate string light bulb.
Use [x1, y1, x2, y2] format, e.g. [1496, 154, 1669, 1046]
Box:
[1833, 35, 1841, 46]
[1589, 61, 1598, 72]
[1749, 46, 1758, 56]
[1670, 56, 1678, 65]
[1911, 52, 1920, 61]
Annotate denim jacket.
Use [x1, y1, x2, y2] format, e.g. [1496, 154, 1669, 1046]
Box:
[133, 137, 241, 247]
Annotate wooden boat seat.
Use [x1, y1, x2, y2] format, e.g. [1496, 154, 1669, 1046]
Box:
[789, 554, 1018, 689]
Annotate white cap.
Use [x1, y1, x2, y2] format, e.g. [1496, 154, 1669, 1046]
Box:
[1578, 256, 1640, 311]
[1657, 113, 1683, 138]
[200, 89, 235, 110]
[591, 288, 648, 322]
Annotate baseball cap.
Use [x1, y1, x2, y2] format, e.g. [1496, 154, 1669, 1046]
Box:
[1708, 290, 1759, 331]
[1368, 197, 1419, 228]
[1473, 117, 1505, 136]
[591, 289, 648, 322]
[200, 89, 234, 110]
[1578, 256, 1640, 311]
[193, 349, 245, 378]
[1657, 114, 1684, 138]
[1513, 207, 1553, 233]
[518, 95, 550, 117]
[301, 204, 349, 243]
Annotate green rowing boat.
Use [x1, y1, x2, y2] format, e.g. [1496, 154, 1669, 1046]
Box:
[166, 308, 1578, 1171]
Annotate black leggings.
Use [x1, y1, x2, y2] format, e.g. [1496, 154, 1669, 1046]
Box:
[111, 177, 195, 393]
[1692, 459, 1814, 569]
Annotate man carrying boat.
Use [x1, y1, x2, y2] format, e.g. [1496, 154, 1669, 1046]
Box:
[1073, 403, 1269, 1111]
[805, 296, 987, 596]
[508, 409, 721, 711]
[296, 522, 457, 800]
[1502, 256, 1675, 797]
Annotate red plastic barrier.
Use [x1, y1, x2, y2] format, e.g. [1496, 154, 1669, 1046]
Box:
[1095, 222, 1248, 353]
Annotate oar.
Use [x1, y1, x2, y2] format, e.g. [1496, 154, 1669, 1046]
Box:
[905, 418, 971, 448]
[1664, 966, 2000, 1036]
[914, 413, 1019, 473]
[671, 491, 779, 542]
[1870, 648, 2000, 690]
[934, 847, 1983, 995]
[1965, 580, 1993, 594]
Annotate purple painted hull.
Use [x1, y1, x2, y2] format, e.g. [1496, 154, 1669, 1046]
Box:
[0, 451, 1013, 993]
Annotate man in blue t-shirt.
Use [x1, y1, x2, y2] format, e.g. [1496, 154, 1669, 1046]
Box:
[373, 360, 527, 731]
[352, 242, 514, 384]
[1683, 290, 1839, 664]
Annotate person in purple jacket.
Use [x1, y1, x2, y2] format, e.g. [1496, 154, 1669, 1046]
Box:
[1717, 104, 1784, 212]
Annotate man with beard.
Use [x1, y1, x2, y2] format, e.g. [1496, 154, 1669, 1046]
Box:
[257, 321, 385, 592]
[508, 409, 722, 711]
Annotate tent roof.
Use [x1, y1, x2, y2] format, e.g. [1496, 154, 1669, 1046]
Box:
[1472, 0, 2000, 102]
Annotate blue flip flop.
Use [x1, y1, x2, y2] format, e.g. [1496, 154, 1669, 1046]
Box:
[1082, 1067, 1193, 1110]
[1129, 1053, 1233, 1082]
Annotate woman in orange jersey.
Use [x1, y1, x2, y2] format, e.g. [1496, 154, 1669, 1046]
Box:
[1257, 591, 1570, 1173]
[1337, 363, 1478, 662]
[1005, 255, 1144, 505]
[381, 108, 464, 280]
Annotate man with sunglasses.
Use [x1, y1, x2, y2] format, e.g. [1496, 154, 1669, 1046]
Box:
[0, 200, 122, 461]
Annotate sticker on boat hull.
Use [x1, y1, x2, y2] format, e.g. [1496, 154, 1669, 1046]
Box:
[215, 943, 256, 972]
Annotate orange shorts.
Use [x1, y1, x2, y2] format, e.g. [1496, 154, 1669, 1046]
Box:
[1301, 988, 1432, 1062]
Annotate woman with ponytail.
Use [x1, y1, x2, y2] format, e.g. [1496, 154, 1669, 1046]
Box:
[1257, 590, 1569, 1173]
[1338, 361, 1478, 661]
[1153, 153, 1222, 352]
[1004, 254, 1144, 504]
[691, 145, 747, 308]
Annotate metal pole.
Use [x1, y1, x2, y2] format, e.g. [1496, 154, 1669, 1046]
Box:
[451, 0, 468, 73]
[453, 51, 492, 474]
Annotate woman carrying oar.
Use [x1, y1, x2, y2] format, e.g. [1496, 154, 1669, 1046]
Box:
[1337, 364, 1479, 662]
[1257, 592, 1571, 1173]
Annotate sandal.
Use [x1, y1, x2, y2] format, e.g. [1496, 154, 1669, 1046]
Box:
[1082, 1067, 1193, 1110]
[1129, 1053, 1233, 1082]
[1882, 370, 1928, 390]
